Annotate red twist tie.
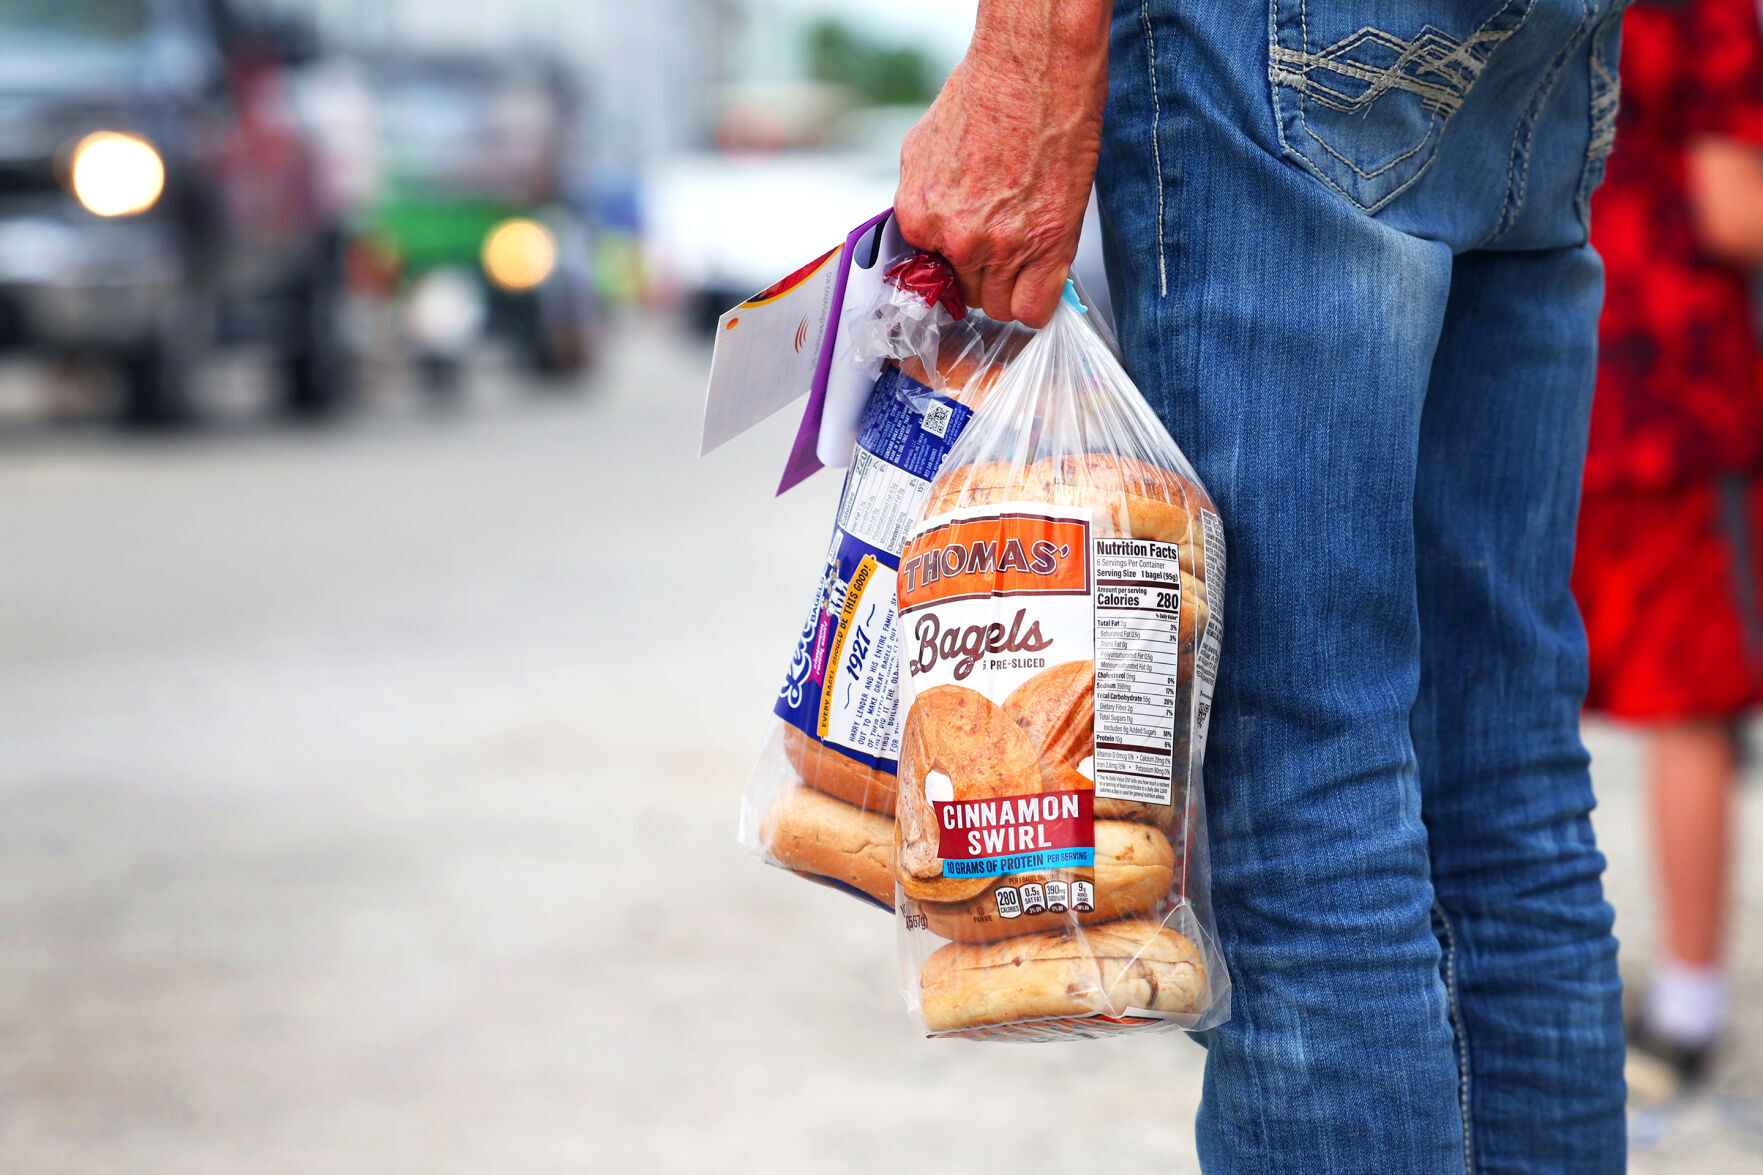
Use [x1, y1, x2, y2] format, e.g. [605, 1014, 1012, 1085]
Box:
[882, 252, 966, 321]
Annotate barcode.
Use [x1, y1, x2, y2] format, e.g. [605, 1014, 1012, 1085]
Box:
[921, 402, 954, 439]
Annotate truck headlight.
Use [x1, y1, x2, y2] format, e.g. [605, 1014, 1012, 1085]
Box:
[70, 132, 164, 218]
[405, 267, 487, 353]
[481, 218, 557, 292]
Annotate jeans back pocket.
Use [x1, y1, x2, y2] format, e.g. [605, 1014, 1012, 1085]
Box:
[1270, 0, 1534, 212]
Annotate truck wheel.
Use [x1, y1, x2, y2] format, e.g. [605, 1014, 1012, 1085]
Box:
[118, 334, 195, 427]
[527, 277, 598, 383]
[528, 320, 591, 379]
[417, 354, 463, 399]
[282, 261, 351, 418]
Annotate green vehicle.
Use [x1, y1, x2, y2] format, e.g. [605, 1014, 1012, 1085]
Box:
[355, 54, 599, 390]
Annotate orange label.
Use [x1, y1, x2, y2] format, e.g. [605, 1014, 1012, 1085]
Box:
[898, 512, 1091, 612]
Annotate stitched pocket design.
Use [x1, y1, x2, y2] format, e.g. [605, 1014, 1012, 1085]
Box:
[1270, 0, 1534, 212]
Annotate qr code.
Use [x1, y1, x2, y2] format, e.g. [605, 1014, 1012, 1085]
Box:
[921, 402, 954, 439]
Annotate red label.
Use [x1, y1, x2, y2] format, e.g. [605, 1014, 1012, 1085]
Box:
[934, 789, 1094, 861]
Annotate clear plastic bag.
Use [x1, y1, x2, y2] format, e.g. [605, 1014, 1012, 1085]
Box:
[892, 282, 1230, 1038]
[737, 253, 1029, 908]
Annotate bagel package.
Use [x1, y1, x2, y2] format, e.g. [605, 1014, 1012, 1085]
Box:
[738, 252, 1029, 907]
[894, 282, 1230, 1039]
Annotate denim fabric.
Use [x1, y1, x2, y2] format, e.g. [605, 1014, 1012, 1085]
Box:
[1096, 2, 1628, 1172]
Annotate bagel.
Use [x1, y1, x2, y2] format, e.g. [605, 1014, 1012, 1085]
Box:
[782, 725, 896, 816]
[760, 786, 895, 907]
[1001, 660, 1170, 825]
[919, 820, 1174, 942]
[919, 459, 1042, 519]
[1001, 659, 1094, 778]
[1180, 575, 1210, 648]
[921, 455, 1210, 583]
[920, 917, 1208, 1033]
[1034, 453, 1199, 553]
[897, 331, 1023, 413]
[896, 684, 1045, 903]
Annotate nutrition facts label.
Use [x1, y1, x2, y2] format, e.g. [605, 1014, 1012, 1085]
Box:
[1090, 537, 1184, 805]
[836, 446, 932, 554]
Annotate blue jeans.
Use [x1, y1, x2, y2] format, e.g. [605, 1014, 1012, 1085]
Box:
[1097, 2, 1628, 1171]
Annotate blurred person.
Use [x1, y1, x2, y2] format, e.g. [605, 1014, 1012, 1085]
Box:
[896, 2, 1629, 1172]
[1573, 0, 1763, 1094]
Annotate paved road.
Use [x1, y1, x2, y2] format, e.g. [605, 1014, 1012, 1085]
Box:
[0, 322, 1756, 1173]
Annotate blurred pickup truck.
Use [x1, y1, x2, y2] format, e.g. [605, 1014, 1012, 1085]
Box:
[349, 52, 600, 393]
[0, 0, 350, 423]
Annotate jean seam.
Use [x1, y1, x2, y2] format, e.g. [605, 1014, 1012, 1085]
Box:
[1133, 4, 1199, 541]
[1141, 0, 1168, 297]
[1434, 900, 1474, 1175]
[1484, 0, 1595, 247]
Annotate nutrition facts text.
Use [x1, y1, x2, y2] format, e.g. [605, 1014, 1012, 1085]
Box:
[1091, 538, 1184, 805]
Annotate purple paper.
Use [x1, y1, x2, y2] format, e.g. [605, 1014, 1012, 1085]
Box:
[776, 208, 893, 495]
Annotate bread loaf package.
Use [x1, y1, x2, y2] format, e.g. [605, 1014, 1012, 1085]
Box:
[738, 252, 1029, 907]
[894, 281, 1230, 1039]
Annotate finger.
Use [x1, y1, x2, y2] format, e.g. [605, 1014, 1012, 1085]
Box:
[978, 264, 1020, 322]
[952, 265, 985, 317]
[893, 193, 932, 253]
[1010, 259, 1070, 329]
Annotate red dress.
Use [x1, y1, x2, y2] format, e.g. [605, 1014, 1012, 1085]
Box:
[1574, 0, 1763, 720]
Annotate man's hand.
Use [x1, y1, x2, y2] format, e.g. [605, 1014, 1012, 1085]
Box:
[894, 1, 1111, 328]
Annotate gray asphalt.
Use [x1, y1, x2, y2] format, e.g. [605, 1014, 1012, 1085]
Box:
[0, 320, 1756, 1173]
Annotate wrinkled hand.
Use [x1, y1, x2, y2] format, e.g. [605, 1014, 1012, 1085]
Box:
[894, 2, 1111, 328]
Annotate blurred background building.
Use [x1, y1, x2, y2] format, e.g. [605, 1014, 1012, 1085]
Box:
[0, 2, 1756, 1172]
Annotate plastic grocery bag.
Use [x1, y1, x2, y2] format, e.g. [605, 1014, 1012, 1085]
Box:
[737, 252, 1029, 908]
[892, 281, 1230, 1038]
